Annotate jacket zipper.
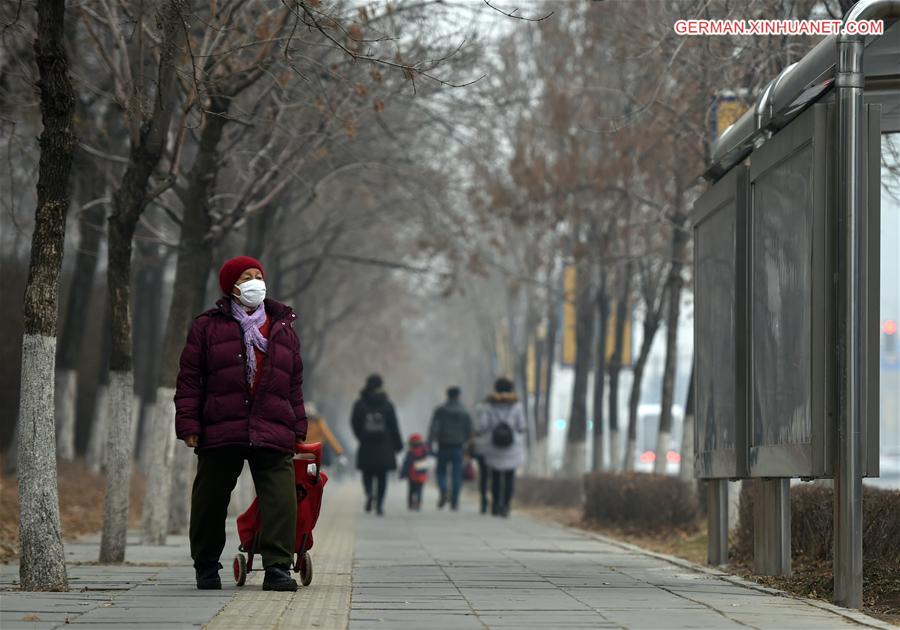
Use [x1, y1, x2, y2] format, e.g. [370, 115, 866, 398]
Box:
[231, 312, 291, 447]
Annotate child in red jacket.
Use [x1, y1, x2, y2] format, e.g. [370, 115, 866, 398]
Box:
[399, 433, 432, 511]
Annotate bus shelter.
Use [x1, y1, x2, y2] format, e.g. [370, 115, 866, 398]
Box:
[693, 0, 900, 609]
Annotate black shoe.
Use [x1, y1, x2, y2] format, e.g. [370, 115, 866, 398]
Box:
[262, 564, 298, 592]
[437, 493, 447, 509]
[365, 496, 372, 513]
[450, 502, 459, 511]
[480, 499, 488, 514]
[195, 562, 222, 590]
[376, 505, 384, 516]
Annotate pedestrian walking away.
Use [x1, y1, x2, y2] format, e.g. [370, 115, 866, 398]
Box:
[399, 433, 433, 510]
[174, 255, 307, 592]
[304, 401, 347, 468]
[428, 386, 472, 510]
[351, 374, 403, 515]
[475, 377, 526, 517]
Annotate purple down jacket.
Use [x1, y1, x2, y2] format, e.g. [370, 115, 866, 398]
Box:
[174, 298, 307, 454]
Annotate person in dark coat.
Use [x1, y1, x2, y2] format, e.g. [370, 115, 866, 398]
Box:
[428, 387, 472, 510]
[351, 374, 403, 515]
[175, 255, 306, 592]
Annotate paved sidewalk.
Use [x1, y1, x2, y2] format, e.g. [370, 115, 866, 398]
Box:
[0, 533, 233, 629]
[1, 479, 893, 630]
[348, 485, 888, 630]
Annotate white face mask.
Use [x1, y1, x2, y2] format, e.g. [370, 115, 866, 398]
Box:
[235, 278, 266, 308]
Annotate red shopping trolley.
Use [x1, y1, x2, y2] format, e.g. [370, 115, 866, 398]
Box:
[233, 442, 328, 587]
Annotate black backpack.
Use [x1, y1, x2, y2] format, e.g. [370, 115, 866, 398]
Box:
[491, 407, 515, 448]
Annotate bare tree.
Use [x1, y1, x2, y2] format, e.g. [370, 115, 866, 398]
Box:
[99, 0, 186, 563]
[16, 0, 76, 592]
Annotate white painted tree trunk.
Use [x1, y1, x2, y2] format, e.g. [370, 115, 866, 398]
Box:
[609, 429, 620, 472]
[141, 389, 176, 545]
[728, 480, 742, 531]
[17, 334, 68, 591]
[563, 440, 586, 478]
[168, 443, 194, 534]
[86, 384, 109, 473]
[653, 430, 671, 475]
[99, 370, 136, 563]
[528, 437, 549, 476]
[679, 412, 695, 484]
[54, 369, 76, 461]
[592, 431, 605, 473]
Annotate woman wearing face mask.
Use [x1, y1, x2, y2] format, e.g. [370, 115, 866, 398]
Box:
[174, 256, 307, 592]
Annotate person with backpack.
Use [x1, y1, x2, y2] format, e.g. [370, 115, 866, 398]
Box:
[475, 378, 526, 517]
[427, 386, 472, 510]
[351, 374, 403, 516]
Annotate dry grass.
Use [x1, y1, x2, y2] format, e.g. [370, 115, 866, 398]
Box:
[0, 457, 145, 563]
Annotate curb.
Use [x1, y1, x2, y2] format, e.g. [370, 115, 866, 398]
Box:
[560, 523, 896, 629]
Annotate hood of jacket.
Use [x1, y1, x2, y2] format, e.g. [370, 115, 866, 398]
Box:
[486, 392, 518, 405]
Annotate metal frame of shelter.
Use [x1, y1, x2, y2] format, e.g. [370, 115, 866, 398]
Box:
[692, 0, 900, 609]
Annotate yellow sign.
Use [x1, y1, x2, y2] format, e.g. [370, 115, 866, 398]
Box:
[561, 264, 632, 367]
[715, 99, 747, 139]
[607, 309, 632, 367]
[527, 340, 536, 394]
[562, 265, 577, 365]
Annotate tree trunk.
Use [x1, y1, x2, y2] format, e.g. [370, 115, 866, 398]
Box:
[246, 209, 274, 260]
[607, 265, 631, 472]
[591, 273, 609, 472]
[141, 389, 176, 544]
[100, 0, 184, 564]
[55, 175, 105, 460]
[141, 99, 223, 545]
[679, 363, 695, 484]
[17, 0, 76, 591]
[168, 443, 194, 534]
[134, 246, 167, 473]
[625, 312, 661, 471]
[655, 213, 688, 474]
[536, 274, 558, 476]
[87, 306, 112, 473]
[530, 324, 545, 476]
[564, 263, 595, 477]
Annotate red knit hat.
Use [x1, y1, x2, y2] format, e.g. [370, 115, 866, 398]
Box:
[218, 256, 264, 296]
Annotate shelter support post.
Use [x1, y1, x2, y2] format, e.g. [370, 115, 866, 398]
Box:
[752, 479, 790, 576]
[834, 0, 900, 608]
[835, 29, 865, 611]
[707, 480, 728, 566]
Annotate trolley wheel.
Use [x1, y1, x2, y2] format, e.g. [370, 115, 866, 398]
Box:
[300, 552, 313, 586]
[233, 553, 247, 587]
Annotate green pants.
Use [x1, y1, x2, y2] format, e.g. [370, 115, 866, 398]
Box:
[190, 446, 296, 569]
